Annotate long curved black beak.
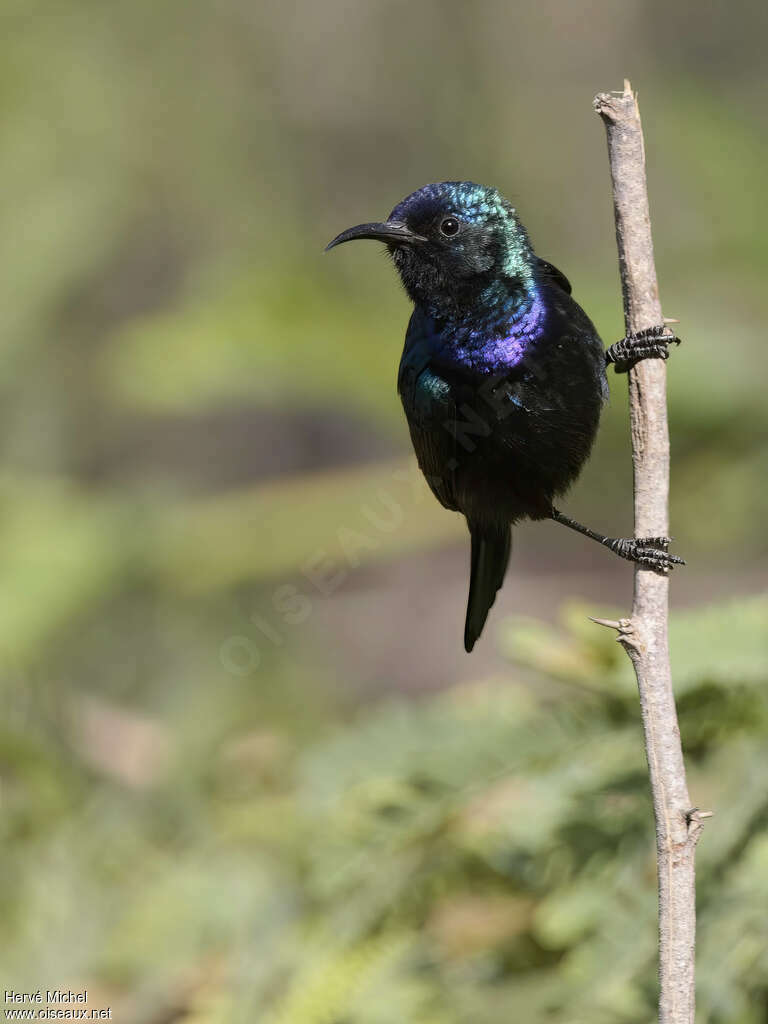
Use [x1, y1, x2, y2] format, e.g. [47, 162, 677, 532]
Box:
[325, 221, 426, 252]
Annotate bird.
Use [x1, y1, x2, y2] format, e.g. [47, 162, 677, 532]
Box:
[326, 181, 682, 651]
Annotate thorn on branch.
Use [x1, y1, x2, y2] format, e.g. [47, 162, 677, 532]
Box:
[588, 616, 625, 630]
[588, 615, 639, 648]
[685, 807, 713, 840]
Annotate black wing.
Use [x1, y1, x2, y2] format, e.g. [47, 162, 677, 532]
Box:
[398, 311, 462, 512]
[536, 258, 572, 295]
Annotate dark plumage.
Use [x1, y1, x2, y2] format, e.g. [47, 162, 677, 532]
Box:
[327, 181, 682, 651]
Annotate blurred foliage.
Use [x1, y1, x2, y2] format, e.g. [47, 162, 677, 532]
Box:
[1, 0, 767, 1020]
[3, 595, 768, 1022]
[0, 0, 766, 565]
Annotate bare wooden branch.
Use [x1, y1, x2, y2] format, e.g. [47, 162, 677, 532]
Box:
[593, 81, 704, 1024]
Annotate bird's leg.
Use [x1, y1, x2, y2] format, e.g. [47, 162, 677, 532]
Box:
[550, 508, 685, 574]
[605, 324, 681, 374]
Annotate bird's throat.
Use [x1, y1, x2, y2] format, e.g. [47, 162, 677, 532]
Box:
[415, 276, 544, 374]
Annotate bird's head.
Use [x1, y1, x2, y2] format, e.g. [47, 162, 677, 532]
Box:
[326, 181, 535, 316]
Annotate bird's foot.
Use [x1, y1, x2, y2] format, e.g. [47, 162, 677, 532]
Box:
[605, 324, 681, 373]
[550, 510, 686, 574]
[604, 535, 685, 574]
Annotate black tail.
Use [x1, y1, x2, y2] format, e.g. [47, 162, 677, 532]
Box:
[464, 521, 512, 653]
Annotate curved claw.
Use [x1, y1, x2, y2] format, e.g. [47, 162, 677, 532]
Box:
[606, 324, 681, 373]
[607, 534, 685, 574]
[633, 538, 686, 573]
[635, 550, 686, 574]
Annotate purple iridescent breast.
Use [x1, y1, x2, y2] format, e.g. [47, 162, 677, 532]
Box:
[448, 290, 547, 373]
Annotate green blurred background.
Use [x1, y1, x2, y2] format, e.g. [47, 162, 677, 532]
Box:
[2, 1, 768, 1021]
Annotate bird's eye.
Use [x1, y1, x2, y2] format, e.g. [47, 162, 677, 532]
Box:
[439, 216, 460, 237]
